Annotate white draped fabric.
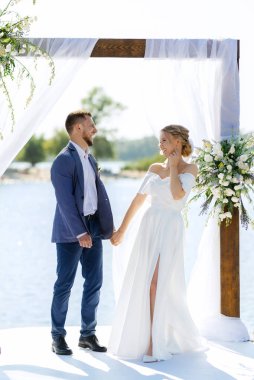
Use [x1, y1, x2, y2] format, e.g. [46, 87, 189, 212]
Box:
[0, 38, 98, 176]
[144, 39, 249, 341]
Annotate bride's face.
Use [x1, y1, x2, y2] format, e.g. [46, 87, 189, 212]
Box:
[159, 131, 179, 156]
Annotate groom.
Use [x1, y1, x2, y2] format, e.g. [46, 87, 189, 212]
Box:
[50, 110, 114, 355]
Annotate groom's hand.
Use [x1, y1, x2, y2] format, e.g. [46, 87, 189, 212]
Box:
[78, 233, 93, 248]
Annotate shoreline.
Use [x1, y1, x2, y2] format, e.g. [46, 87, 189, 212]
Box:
[0, 167, 145, 184]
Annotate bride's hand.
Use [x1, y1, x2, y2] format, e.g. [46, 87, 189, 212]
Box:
[167, 147, 181, 167]
[110, 230, 125, 246]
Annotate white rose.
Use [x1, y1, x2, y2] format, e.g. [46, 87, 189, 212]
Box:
[5, 43, 12, 53]
[223, 199, 229, 203]
[224, 188, 235, 196]
[237, 161, 249, 170]
[234, 203, 240, 208]
[221, 181, 229, 186]
[229, 145, 235, 154]
[234, 184, 242, 190]
[218, 173, 224, 179]
[231, 196, 239, 203]
[213, 143, 222, 154]
[227, 165, 232, 172]
[232, 177, 239, 183]
[203, 141, 212, 152]
[219, 213, 226, 221]
[219, 212, 232, 220]
[204, 154, 213, 162]
[215, 150, 223, 158]
[212, 188, 220, 198]
[239, 154, 248, 162]
[226, 175, 232, 181]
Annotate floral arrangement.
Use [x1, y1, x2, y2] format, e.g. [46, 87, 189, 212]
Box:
[0, 0, 55, 136]
[189, 134, 254, 229]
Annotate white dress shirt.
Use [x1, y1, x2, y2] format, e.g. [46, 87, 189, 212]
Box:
[71, 141, 98, 238]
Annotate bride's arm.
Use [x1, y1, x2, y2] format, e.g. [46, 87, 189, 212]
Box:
[168, 148, 198, 200]
[111, 193, 147, 246]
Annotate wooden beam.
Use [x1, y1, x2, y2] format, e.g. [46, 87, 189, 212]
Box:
[91, 39, 146, 58]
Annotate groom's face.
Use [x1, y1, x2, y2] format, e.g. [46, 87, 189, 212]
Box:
[79, 116, 97, 146]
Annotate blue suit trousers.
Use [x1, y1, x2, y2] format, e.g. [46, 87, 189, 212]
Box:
[51, 215, 103, 338]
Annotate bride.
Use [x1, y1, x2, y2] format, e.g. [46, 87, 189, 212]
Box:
[108, 125, 204, 362]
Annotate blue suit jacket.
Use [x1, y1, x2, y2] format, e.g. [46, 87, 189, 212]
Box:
[51, 142, 114, 243]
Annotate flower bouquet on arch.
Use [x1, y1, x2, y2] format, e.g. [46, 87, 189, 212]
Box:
[0, 0, 55, 136]
[188, 133, 254, 229]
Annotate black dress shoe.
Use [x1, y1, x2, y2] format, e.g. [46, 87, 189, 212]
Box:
[78, 334, 107, 352]
[52, 336, 73, 355]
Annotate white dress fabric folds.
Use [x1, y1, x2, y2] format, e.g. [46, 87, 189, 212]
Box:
[108, 171, 204, 360]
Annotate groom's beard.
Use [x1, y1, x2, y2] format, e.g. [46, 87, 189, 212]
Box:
[83, 135, 93, 147]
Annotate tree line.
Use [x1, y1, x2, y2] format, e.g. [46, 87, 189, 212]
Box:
[15, 131, 160, 166]
[15, 86, 160, 167]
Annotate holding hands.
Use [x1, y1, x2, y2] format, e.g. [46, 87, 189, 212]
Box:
[111, 229, 125, 246]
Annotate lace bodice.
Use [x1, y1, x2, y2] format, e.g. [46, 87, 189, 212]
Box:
[138, 171, 195, 211]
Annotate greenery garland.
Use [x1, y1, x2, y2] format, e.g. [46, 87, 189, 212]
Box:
[0, 0, 55, 138]
[189, 133, 254, 229]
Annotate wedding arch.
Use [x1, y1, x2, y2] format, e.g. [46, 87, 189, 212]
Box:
[0, 37, 248, 341]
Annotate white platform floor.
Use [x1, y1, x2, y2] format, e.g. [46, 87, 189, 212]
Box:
[0, 326, 254, 380]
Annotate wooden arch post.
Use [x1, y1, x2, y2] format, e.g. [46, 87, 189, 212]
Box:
[220, 40, 240, 317]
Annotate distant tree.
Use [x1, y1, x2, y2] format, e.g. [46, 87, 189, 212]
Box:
[123, 153, 165, 171]
[81, 86, 126, 159]
[16, 135, 46, 166]
[92, 135, 115, 159]
[81, 86, 126, 127]
[44, 129, 69, 157]
[116, 136, 159, 161]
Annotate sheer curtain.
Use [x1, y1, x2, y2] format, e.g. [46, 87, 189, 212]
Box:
[0, 38, 98, 176]
[144, 39, 249, 341]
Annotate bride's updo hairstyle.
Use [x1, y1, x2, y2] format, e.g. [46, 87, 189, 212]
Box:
[161, 125, 192, 157]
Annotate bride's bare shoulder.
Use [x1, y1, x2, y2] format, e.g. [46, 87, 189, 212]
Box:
[183, 163, 198, 177]
[148, 163, 164, 174]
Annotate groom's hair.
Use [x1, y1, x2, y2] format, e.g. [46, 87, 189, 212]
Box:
[65, 110, 92, 134]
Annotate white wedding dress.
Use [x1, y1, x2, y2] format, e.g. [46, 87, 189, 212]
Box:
[108, 171, 204, 361]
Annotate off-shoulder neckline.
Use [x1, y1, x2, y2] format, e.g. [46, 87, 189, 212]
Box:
[148, 171, 196, 180]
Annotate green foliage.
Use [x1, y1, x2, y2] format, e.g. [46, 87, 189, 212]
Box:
[44, 129, 69, 157]
[116, 136, 159, 161]
[16, 135, 46, 166]
[80, 86, 126, 159]
[123, 153, 165, 171]
[0, 0, 55, 136]
[92, 135, 115, 159]
[81, 86, 126, 131]
[189, 134, 254, 228]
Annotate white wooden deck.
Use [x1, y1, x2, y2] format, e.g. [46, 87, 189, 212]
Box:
[0, 326, 254, 380]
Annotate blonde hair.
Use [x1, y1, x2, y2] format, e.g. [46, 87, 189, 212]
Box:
[161, 124, 192, 157]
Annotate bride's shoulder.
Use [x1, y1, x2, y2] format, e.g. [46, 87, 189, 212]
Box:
[148, 163, 164, 174]
[183, 163, 198, 178]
